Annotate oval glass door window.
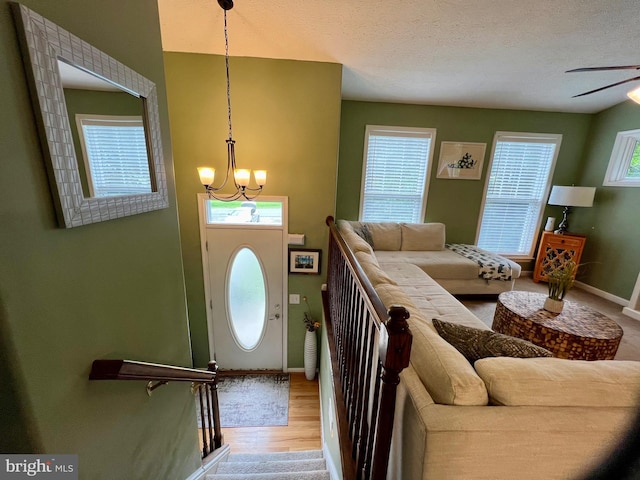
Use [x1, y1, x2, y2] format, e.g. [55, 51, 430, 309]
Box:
[226, 247, 267, 351]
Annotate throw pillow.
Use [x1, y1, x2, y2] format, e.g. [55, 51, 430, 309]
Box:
[431, 318, 552, 364]
[352, 222, 374, 248]
[400, 222, 446, 251]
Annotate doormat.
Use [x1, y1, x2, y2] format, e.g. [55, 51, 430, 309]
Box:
[197, 373, 290, 428]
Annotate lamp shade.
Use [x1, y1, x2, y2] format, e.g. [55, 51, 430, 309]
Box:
[548, 186, 595, 207]
[197, 167, 215, 186]
[628, 86, 640, 105]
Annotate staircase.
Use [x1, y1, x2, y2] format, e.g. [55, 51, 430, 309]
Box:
[207, 450, 330, 480]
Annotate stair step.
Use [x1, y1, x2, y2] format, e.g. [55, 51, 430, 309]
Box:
[207, 471, 330, 480]
[216, 458, 326, 474]
[226, 450, 324, 463]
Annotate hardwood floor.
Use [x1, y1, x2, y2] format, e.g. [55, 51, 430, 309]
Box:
[199, 372, 322, 454]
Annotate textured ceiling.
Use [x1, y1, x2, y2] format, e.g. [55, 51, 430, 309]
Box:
[158, 0, 640, 114]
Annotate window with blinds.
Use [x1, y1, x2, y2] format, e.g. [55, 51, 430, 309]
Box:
[477, 132, 562, 257]
[359, 125, 436, 223]
[76, 114, 152, 197]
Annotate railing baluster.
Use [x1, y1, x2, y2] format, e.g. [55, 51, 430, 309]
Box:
[208, 361, 223, 450]
[198, 386, 209, 457]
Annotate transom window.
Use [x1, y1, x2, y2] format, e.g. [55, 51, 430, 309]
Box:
[204, 198, 284, 226]
[603, 129, 640, 187]
[359, 125, 436, 223]
[477, 132, 562, 258]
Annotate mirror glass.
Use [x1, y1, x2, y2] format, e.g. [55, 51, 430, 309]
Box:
[58, 61, 153, 198]
[12, 3, 169, 228]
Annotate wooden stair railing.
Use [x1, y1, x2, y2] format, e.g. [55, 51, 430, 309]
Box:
[89, 359, 223, 459]
[323, 216, 413, 480]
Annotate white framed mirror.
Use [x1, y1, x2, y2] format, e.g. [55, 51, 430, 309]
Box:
[12, 3, 169, 228]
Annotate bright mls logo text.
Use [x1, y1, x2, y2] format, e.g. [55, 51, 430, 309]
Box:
[1, 455, 77, 479]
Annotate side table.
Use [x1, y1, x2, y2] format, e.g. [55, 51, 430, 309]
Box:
[492, 291, 623, 360]
[533, 231, 585, 283]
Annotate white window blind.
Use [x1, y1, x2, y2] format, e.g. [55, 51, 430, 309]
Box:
[477, 133, 561, 257]
[76, 115, 152, 197]
[360, 126, 435, 223]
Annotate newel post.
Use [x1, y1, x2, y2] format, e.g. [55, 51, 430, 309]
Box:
[207, 361, 223, 450]
[371, 305, 412, 480]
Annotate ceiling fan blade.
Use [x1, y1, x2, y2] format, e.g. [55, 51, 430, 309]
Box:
[572, 75, 640, 97]
[567, 65, 640, 73]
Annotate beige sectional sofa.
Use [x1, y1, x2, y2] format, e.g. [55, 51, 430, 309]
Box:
[337, 220, 640, 480]
[343, 220, 522, 294]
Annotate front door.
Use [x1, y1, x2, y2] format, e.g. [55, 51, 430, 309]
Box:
[200, 196, 287, 370]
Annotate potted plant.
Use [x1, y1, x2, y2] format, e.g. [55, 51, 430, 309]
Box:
[544, 261, 577, 313]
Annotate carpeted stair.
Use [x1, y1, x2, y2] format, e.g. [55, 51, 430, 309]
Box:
[207, 450, 330, 480]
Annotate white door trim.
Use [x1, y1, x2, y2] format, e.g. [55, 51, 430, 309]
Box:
[197, 194, 289, 371]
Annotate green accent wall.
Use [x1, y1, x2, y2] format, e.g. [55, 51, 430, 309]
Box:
[571, 100, 640, 299]
[337, 100, 593, 270]
[319, 325, 343, 479]
[163, 53, 342, 368]
[0, 1, 200, 478]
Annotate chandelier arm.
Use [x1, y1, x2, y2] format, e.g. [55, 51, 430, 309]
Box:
[206, 189, 243, 202]
[242, 186, 264, 193]
[229, 140, 241, 190]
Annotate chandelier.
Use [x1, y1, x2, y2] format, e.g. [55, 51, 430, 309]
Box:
[197, 0, 266, 201]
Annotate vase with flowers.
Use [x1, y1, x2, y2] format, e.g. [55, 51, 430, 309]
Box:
[544, 261, 577, 313]
[303, 297, 321, 380]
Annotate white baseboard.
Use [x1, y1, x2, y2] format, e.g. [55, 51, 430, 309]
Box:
[323, 443, 341, 480]
[574, 280, 629, 307]
[622, 307, 640, 321]
[185, 444, 230, 480]
[286, 367, 305, 373]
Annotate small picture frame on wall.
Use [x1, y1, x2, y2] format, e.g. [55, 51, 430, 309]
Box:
[289, 249, 322, 275]
[436, 142, 486, 180]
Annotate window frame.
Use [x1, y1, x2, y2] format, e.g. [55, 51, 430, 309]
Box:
[475, 131, 562, 260]
[75, 113, 151, 198]
[603, 129, 640, 187]
[359, 125, 437, 223]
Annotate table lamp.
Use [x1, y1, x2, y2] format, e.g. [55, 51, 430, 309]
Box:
[547, 185, 596, 234]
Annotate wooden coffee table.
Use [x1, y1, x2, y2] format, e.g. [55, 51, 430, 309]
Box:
[492, 291, 623, 360]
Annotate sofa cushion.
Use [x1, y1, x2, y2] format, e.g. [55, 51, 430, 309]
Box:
[342, 230, 375, 255]
[366, 222, 402, 251]
[409, 316, 488, 406]
[401, 223, 445, 251]
[377, 250, 480, 280]
[475, 357, 640, 407]
[354, 251, 397, 287]
[432, 319, 552, 363]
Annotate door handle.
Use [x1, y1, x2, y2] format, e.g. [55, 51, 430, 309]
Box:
[269, 304, 281, 321]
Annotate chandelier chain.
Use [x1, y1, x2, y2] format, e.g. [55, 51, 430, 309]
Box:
[224, 10, 233, 141]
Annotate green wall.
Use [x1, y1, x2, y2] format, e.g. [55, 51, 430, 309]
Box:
[0, 1, 201, 478]
[319, 324, 343, 479]
[337, 100, 593, 269]
[164, 53, 342, 368]
[571, 100, 640, 299]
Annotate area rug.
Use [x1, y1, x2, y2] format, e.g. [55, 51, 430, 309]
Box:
[197, 373, 290, 428]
